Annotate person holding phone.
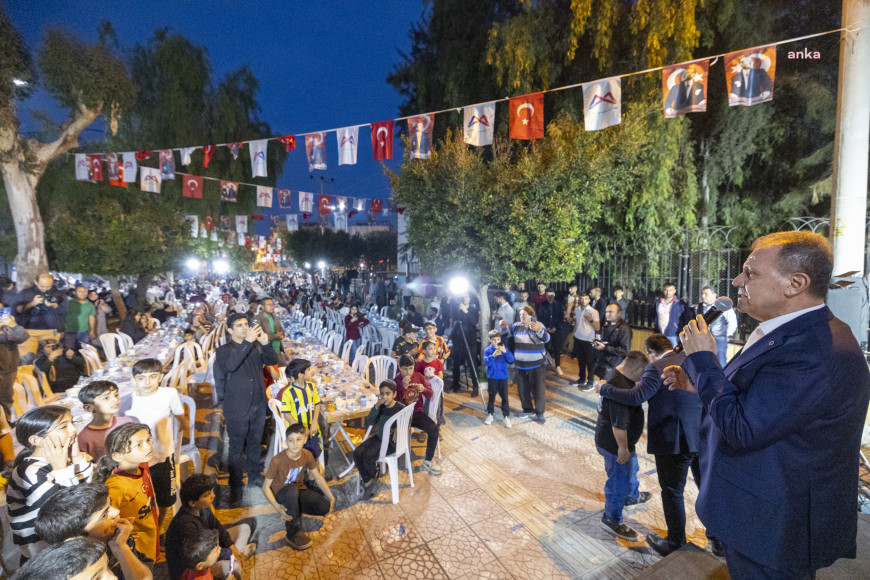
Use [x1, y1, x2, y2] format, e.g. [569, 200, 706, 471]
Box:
[214, 313, 278, 506]
[505, 306, 550, 424]
[0, 309, 29, 420]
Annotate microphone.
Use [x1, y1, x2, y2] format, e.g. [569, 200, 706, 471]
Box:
[673, 296, 733, 353]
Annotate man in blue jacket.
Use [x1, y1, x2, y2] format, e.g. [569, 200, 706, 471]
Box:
[665, 231, 870, 578]
[652, 283, 692, 347]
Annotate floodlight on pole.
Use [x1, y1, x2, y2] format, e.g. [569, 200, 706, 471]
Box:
[304, 262, 311, 269]
[213, 259, 230, 275]
[448, 276, 471, 296]
[186, 258, 200, 270]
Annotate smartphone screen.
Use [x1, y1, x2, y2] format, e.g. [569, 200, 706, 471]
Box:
[530, 316, 537, 323]
[0, 307, 11, 318]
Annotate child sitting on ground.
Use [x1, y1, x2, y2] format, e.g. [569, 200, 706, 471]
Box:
[78, 380, 136, 460]
[353, 380, 407, 499]
[127, 358, 184, 529]
[275, 358, 323, 460]
[394, 354, 441, 476]
[594, 351, 650, 542]
[483, 329, 515, 428]
[165, 474, 256, 580]
[180, 529, 222, 580]
[94, 422, 160, 566]
[262, 423, 334, 552]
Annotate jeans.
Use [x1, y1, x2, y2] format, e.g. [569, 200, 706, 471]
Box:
[350, 338, 362, 359]
[516, 365, 545, 415]
[274, 484, 331, 536]
[225, 405, 267, 490]
[450, 346, 480, 391]
[303, 433, 322, 459]
[486, 378, 510, 417]
[411, 412, 439, 461]
[353, 436, 383, 483]
[654, 451, 700, 545]
[714, 335, 728, 367]
[597, 445, 639, 523]
[63, 331, 91, 351]
[572, 339, 595, 383]
[722, 543, 816, 580]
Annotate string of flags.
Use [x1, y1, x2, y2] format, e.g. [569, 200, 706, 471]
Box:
[74, 30, 842, 207]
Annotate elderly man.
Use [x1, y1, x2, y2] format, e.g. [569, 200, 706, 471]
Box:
[16, 273, 65, 357]
[664, 231, 870, 579]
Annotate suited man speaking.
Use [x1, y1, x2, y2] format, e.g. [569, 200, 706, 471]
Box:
[665, 231, 870, 578]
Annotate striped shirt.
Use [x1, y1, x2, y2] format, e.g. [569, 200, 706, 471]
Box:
[7, 456, 93, 557]
[510, 323, 550, 370]
[417, 335, 450, 361]
[278, 381, 321, 435]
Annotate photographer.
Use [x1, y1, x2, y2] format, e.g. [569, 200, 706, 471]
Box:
[34, 338, 87, 393]
[16, 272, 66, 357]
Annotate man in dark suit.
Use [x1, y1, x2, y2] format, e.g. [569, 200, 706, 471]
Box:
[665, 231, 870, 578]
[597, 332, 702, 556]
[664, 69, 707, 116]
[214, 312, 278, 505]
[728, 56, 773, 104]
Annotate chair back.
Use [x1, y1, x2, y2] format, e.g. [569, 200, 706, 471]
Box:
[116, 332, 134, 353]
[265, 398, 287, 466]
[173, 394, 197, 456]
[379, 306, 389, 317]
[11, 382, 32, 420]
[368, 355, 397, 386]
[161, 360, 193, 392]
[328, 333, 343, 356]
[99, 333, 120, 360]
[378, 404, 415, 460]
[352, 355, 370, 382]
[185, 341, 207, 371]
[340, 340, 353, 363]
[150, 318, 161, 329]
[425, 376, 444, 422]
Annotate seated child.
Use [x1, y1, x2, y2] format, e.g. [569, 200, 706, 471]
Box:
[394, 354, 441, 476]
[391, 321, 420, 359]
[594, 351, 650, 542]
[77, 380, 136, 460]
[94, 422, 160, 566]
[415, 340, 444, 379]
[275, 358, 322, 459]
[166, 474, 256, 580]
[353, 380, 406, 499]
[180, 529, 222, 580]
[7, 406, 93, 562]
[483, 329, 515, 427]
[35, 483, 153, 580]
[127, 358, 184, 528]
[262, 423, 334, 552]
[418, 321, 449, 363]
[14, 537, 115, 580]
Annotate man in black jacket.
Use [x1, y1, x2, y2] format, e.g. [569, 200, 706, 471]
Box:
[536, 290, 563, 376]
[214, 312, 278, 504]
[592, 304, 632, 380]
[597, 333, 703, 556]
[449, 294, 480, 397]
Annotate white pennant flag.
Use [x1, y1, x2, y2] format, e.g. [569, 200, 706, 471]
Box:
[74, 154, 91, 181]
[286, 214, 299, 231]
[249, 139, 268, 177]
[354, 198, 365, 212]
[582, 77, 622, 131]
[139, 167, 162, 193]
[180, 147, 198, 166]
[237, 234, 246, 246]
[122, 153, 138, 182]
[186, 216, 199, 238]
[463, 101, 496, 146]
[235, 215, 248, 234]
[259, 236, 267, 250]
[256, 186, 273, 208]
[336, 196, 348, 211]
[334, 211, 348, 232]
[210, 231, 218, 242]
[336, 126, 359, 166]
[299, 191, 314, 213]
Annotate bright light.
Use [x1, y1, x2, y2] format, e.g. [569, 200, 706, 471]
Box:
[12, 78, 28, 87]
[317, 261, 326, 269]
[359, 262, 365, 269]
[186, 258, 200, 270]
[304, 262, 311, 269]
[213, 259, 230, 274]
[448, 276, 470, 295]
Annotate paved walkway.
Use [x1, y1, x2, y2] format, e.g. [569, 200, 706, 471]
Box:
[157, 357, 720, 580]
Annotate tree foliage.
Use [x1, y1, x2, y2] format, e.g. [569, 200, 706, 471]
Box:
[283, 228, 398, 269]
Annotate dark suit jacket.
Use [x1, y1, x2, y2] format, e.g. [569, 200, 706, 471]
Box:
[214, 339, 278, 419]
[600, 350, 702, 455]
[682, 307, 870, 572]
[664, 80, 706, 112]
[729, 68, 773, 100]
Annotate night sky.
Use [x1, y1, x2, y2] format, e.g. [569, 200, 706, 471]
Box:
[6, 1, 425, 235]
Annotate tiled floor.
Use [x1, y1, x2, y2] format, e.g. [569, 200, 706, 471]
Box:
[155, 356, 725, 580]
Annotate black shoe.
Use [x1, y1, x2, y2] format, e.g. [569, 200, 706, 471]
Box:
[600, 516, 639, 541]
[534, 414, 546, 424]
[625, 491, 652, 507]
[287, 530, 312, 551]
[580, 381, 595, 392]
[708, 536, 725, 557]
[647, 532, 682, 557]
[247, 476, 265, 487]
[470, 389, 479, 398]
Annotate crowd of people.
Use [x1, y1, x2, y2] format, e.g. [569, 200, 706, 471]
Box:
[0, 230, 868, 579]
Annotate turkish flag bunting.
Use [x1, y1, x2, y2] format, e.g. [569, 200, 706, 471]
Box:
[203, 216, 214, 231]
[88, 155, 103, 181]
[278, 136, 297, 152]
[349, 210, 359, 218]
[183, 175, 203, 199]
[509, 92, 544, 140]
[134, 150, 153, 161]
[203, 145, 215, 168]
[370, 120, 394, 161]
[319, 194, 331, 214]
[370, 199, 383, 213]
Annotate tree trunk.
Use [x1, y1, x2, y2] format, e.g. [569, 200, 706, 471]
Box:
[108, 276, 126, 320]
[478, 283, 491, 369]
[0, 161, 48, 287]
[136, 273, 151, 311]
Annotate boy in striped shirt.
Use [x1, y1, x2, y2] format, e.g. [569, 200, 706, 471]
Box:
[276, 358, 322, 460]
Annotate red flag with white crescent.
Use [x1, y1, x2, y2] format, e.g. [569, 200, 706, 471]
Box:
[135, 150, 153, 161]
[370, 199, 383, 213]
[319, 194, 331, 215]
[509, 92, 544, 140]
[278, 135, 297, 152]
[370, 120, 394, 161]
[88, 155, 103, 181]
[183, 175, 203, 199]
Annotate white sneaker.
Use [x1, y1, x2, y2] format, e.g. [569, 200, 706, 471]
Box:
[503, 417, 512, 429]
[484, 414, 494, 425]
[556, 366, 564, 376]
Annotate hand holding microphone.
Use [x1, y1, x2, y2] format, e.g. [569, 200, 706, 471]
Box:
[675, 297, 733, 355]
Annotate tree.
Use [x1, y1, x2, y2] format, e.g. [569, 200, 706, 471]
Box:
[283, 228, 398, 269]
[0, 11, 136, 285]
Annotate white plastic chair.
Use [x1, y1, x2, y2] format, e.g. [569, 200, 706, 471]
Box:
[340, 340, 354, 364]
[352, 355, 370, 382]
[417, 376, 444, 460]
[265, 398, 287, 468]
[161, 360, 194, 393]
[99, 333, 121, 360]
[172, 394, 202, 511]
[375, 404, 415, 504]
[379, 306, 389, 317]
[367, 355, 397, 387]
[11, 382, 33, 421]
[328, 333, 343, 356]
[116, 332, 134, 353]
[150, 318, 161, 329]
[18, 369, 61, 406]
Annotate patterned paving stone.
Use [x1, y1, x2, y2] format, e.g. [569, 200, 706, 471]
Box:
[375, 544, 449, 579]
[401, 497, 467, 542]
[426, 524, 498, 578]
[448, 487, 510, 526]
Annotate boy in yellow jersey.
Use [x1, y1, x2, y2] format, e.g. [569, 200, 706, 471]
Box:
[275, 358, 323, 459]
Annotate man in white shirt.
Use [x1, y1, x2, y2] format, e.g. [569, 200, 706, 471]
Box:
[694, 287, 738, 367]
[571, 293, 599, 391]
